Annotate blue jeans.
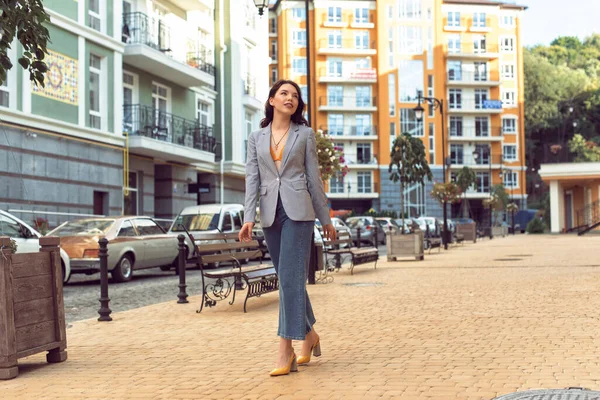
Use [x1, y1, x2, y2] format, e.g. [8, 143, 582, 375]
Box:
[262, 197, 316, 340]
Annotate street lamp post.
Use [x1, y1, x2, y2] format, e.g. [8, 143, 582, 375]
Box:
[414, 95, 449, 250]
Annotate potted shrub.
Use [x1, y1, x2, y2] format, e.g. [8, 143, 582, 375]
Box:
[387, 133, 433, 261]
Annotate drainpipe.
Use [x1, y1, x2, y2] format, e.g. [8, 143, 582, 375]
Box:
[219, 0, 227, 205]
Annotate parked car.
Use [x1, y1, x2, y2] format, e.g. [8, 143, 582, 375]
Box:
[154, 218, 174, 232]
[316, 217, 351, 249]
[417, 217, 439, 236]
[392, 218, 415, 234]
[345, 216, 386, 246]
[48, 216, 178, 282]
[0, 210, 71, 283]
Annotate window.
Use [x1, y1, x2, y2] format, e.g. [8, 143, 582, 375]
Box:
[357, 143, 372, 164]
[500, 15, 515, 27]
[474, 62, 488, 81]
[357, 172, 372, 193]
[118, 220, 136, 237]
[0, 214, 22, 237]
[502, 90, 516, 107]
[328, 31, 342, 48]
[390, 122, 396, 151]
[447, 34, 461, 53]
[328, 7, 342, 23]
[473, 12, 486, 28]
[449, 89, 462, 109]
[502, 118, 517, 134]
[503, 145, 518, 161]
[89, 54, 102, 130]
[450, 116, 463, 136]
[327, 59, 342, 77]
[330, 174, 344, 193]
[355, 86, 371, 107]
[398, 0, 421, 20]
[271, 67, 278, 85]
[269, 17, 277, 34]
[0, 72, 8, 107]
[355, 8, 369, 23]
[124, 171, 139, 215]
[398, 59, 423, 102]
[291, 8, 306, 21]
[427, 74, 434, 97]
[355, 57, 370, 69]
[88, 0, 102, 31]
[500, 37, 515, 52]
[448, 60, 462, 81]
[447, 11, 460, 27]
[504, 171, 518, 188]
[244, 111, 252, 162]
[428, 124, 435, 164]
[476, 172, 490, 193]
[450, 144, 464, 164]
[355, 31, 370, 49]
[474, 144, 490, 164]
[328, 114, 344, 135]
[328, 86, 343, 106]
[355, 115, 372, 135]
[475, 117, 489, 137]
[271, 40, 277, 60]
[400, 108, 423, 137]
[473, 35, 487, 53]
[501, 64, 515, 79]
[399, 26, 422, 54]
[475, 89, 488, 109]
[388, 28, 395, 67]
[292, 30, 306, 47]
[197, 100, 210, 126]
[388, 74, 396, 116]
[292, 58, 307, 75]
[134, 219, 164, 235]
[387, 5, 393, 19]
[123, 72, 137, 132]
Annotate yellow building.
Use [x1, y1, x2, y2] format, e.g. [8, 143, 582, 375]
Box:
[269, 0, 527, 223]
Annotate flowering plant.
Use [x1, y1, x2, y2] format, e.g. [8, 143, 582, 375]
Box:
[482, 194, 500, 209]
[506, 202, 519, 213]
[430, 182, 462, 204]
[315, 129, 349, 182]
[33, 217, 49, 235]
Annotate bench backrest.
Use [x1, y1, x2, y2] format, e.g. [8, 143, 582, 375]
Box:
[322, 229, 353, 248]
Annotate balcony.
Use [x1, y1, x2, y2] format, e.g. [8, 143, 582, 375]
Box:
[468, 19, 492, 33]
[242, 74, 262, 110]
[448, 154, 503, 169]
[318, 96, 377, 112]
[447, 71, 500, 87]
[448, 126, 502, 142]
[447, 99, 503, 114]
[319, 125, 378, 140]
[446, 43, 499, 60]
[327, 181, 379, 199]
[318, 67, 377, 83]
[122, 12, 216, 88]
[318, 39, 376, 56]
[123, 104, 221, 164]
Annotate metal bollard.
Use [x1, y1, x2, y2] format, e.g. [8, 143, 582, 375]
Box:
[98, 238, 112, 322]
[356, 227, 361, 248]
[177, 235, 189, 303]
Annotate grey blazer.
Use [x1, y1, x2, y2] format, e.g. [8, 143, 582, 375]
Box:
[243, 122, 332, 229]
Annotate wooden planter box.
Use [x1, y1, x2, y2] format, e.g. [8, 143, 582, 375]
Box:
[492, 226, 508, 237]
[456, 223, 477, 243]
[0, 237, 67, 380]
[386, 230, 424, 261]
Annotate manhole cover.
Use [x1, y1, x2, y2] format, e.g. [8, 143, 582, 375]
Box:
[343, 283, 384, 287]
[494, 258, 522, 261]
[493, 388, 600, 400]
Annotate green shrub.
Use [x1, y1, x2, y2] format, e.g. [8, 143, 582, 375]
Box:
[526, 218, 546, 234]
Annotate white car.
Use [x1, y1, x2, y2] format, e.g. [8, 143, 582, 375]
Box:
[0, 210, 71, 283]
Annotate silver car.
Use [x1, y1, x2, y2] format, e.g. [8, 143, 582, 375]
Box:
[345, 216, 386, 246]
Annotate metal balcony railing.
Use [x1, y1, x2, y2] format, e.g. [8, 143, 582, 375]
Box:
[448, 99, 503, 110]
[449, 153, 503, 167]
[448, 70, 500, 83]
[123, 104, 221, 159]
[122, 12, 216, 77]
[318, 38, 376, 51]
[243, 74, 256, 97]
[319, 125, 377, 137]
[327, 181, 379, 195]
[319, 96, 376, 108]
[318, 67, 377, 81]
[576, 200, 600, 231]
[449, 126, 502, 138]
[447, 43, 499, 55]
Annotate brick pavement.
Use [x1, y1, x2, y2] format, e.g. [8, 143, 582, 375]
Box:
[2, 234, 600, 400]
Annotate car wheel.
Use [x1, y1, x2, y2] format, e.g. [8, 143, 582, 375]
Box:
[112, 254, 133, 283]
[61, 260, 71, 284]
[160, 265, 171, 271]
[424, 240, 431, 250]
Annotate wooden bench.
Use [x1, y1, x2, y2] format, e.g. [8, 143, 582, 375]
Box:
[322, 230, 379, 275]
[425, 238, 442, 254]
[178, 226, 278, 313]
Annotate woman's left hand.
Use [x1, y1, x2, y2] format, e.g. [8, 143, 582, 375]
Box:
[322, 224, 337, 241]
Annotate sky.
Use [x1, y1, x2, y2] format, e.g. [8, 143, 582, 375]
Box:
[517, 0, 600, 46]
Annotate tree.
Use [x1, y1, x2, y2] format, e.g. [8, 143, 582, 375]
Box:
[389, 132, 433, 234]
[490, 184, 509, 226]
[568, 133, 600, 162]
[455, 166, 476, 218]
[0, 0, 50, 87]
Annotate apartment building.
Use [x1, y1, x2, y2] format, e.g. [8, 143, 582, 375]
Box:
[269, 0, 527, 222]
[0, 0, 267, 226]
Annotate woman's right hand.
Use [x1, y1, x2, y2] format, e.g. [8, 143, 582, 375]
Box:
[239, 222, 255, 242]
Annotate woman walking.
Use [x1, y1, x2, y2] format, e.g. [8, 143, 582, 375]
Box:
[239, 79, 336, 376]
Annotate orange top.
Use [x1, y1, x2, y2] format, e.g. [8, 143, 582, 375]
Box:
[270, 143, 285, 162]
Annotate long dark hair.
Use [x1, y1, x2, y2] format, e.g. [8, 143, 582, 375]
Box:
[260, 79, 309, 128]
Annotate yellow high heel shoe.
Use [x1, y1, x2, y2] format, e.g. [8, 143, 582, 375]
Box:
[269, 353, 298, 376]
[297, 339, 321, 365]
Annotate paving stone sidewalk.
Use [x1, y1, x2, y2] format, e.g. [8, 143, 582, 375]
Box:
[2, 234, 600, 400]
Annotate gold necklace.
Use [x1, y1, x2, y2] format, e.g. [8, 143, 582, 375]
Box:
[270, 126, 289, 150]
